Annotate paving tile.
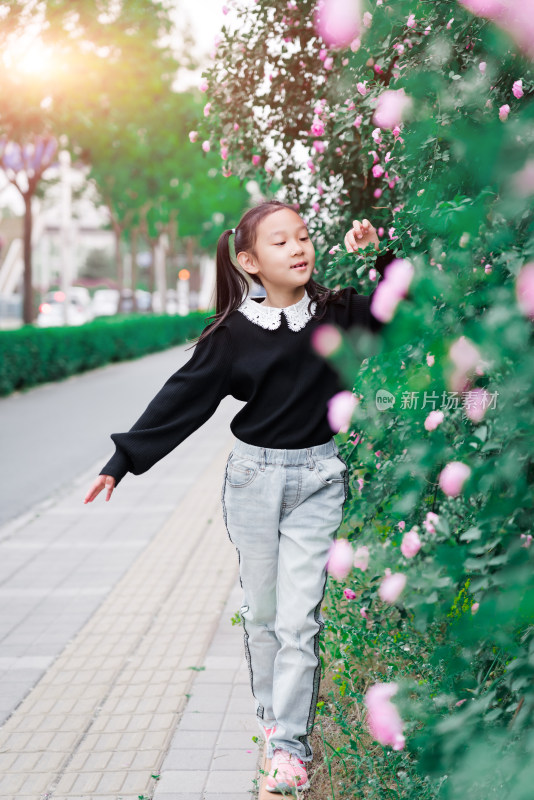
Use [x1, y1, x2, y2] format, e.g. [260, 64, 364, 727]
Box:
[194, 669, 238, 684]
[216, 730, 261, 749]
[184, 694, 229, 713]
[163, 748, 214, 770]
[152, 795, 204, 800]
[177, 711, 225, 730]
[168, 730, 219, 749]
[212, 747, 260, 770]
[156, 769, 208, 793]
[203, 795, 256, 800]
[204, 769, 258, 792]
[220, 712, 260, 732]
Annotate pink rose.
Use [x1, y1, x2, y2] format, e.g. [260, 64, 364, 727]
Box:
[357, 81, 368, 95]
[343, 588, 357, 600]
[327, 539, 354, 580]
[512, 79, 523, 98]
[516, 262, 534, 318]
[479, 61, 487, 73]
[458, 0, 534, 60]
[252, 154, 261, 166]
[327, 390, 359, 433]
[378, 572, 406, 603]
[189, 130, 198, 143]
[311, 120, 325, 137]
[499, 104, 510, 121]
[424, 410, 444, 431]
[365, 682, 406, 750]
[373, 88, 413, 130]
[360, 606, 369, 619]
[463, 388, 491, 422]
[314, 0, 362, 50]
[512, 160, 534, 197]
[370, 258, 414, 323]
[400, 528, 422, 558]
[203, 102, 212, 117]
[199, 78, 209, 92]
[383, 258, 414, 296]
[202, 141, 211, 153]
[426, 353, 435, 367]
[438, 461, 471, 497]
[311, 323, 342, 357]
[370, 281, 402, 322]
[471, 602, 479, 614]
[423, 512, 440, 534]
[448, 336, 486, 392]
[372, 164, 385, 178]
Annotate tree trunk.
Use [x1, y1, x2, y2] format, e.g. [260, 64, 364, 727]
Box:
[131, 228, 138, 312]
[113, 225, 124, 312]
[149, 241, 156, 297]
[23, 192, 33, 324]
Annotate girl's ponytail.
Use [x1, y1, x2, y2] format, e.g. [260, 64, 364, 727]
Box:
[190, 227, 250, 348]
[214, 228, 250, 317]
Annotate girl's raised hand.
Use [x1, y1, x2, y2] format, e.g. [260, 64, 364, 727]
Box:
[84, 475, 116, 504]
[344, 218, 380, 253]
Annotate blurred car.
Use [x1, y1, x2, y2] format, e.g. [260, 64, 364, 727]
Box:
[91, 289, 119, 317]
[152, 289, 179, 314]
[135, 289, 152, 311]
[69, 287, 92, 313]
[116, 288, 152, 313]
[36, 294, 92, 327]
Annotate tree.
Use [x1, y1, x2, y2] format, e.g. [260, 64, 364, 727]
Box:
[0, 0, 181, 322]
[0, 135, 57, 322]
[84, 90, 250, 309]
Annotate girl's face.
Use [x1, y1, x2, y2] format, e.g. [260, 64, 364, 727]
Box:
[237, 208, 315, 291]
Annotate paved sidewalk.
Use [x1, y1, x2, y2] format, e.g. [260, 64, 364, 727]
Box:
[0, 422, 267, 799]
[153, 581, 263, 800]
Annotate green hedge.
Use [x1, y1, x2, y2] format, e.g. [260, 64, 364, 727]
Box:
[0, 311, 212, 397]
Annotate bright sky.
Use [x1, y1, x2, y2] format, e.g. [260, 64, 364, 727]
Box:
[172, 0, 231, 91]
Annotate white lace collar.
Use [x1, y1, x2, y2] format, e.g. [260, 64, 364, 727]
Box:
[237, 289, 317, 332]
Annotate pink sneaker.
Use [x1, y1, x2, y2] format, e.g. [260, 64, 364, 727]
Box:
[266, 748, 310, 793]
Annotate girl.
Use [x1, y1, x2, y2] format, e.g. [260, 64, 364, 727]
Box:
[84, 199, 396, 793]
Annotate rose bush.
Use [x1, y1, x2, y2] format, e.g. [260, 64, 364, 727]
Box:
[197, 0, 533, 796]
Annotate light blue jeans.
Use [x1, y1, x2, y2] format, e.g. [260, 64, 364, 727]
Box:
[220, 435, 349, 762]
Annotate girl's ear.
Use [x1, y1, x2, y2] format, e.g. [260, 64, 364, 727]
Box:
[237, 251, 258, 276]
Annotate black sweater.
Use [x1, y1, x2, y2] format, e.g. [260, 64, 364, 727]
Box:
[100, 248, 397, 485]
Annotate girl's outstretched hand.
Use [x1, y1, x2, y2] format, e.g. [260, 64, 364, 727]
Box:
[84, 475, 116, 504]
[344, 218, 380, 253]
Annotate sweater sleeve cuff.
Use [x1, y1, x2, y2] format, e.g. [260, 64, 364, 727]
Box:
[99, 448, 131, 487]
